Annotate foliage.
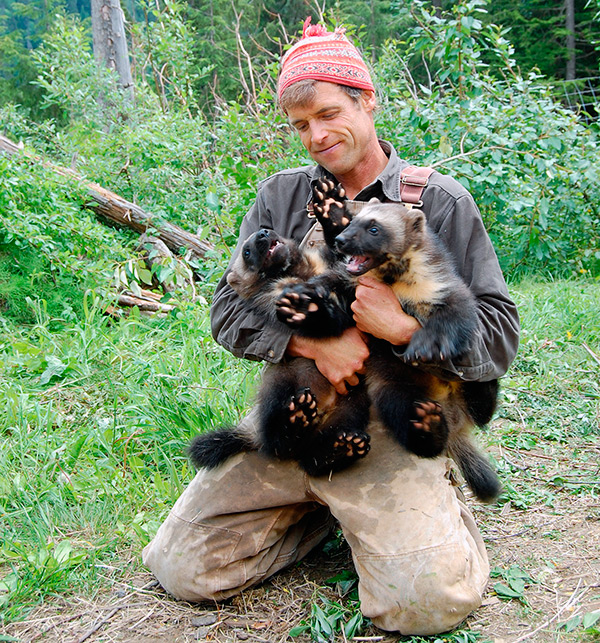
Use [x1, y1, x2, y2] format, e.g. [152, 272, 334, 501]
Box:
[0, 297, 260, 622]
[376, 0, 600, 276]
[0, 243, 85, 326]
[481, 0, 600, 81]
[31, 12, 135, 129]
[0, 153, 130, 283]
[559, 610, 600, 635]
[131, 0, 208, 113]
[289, 592, 366, 642]
[491, 565, 533, 603]
[0, 0, 70, 117]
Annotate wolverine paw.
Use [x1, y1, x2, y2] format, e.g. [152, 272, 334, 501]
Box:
[302, 429, 371, 476]
[288, 388, 318, 427]
[276, 283, 322, 327]
[332, 430, 371, 460]
[312, 178, 350, 230]
[406, 400, 449, 457]
[404, 331, 465, 363]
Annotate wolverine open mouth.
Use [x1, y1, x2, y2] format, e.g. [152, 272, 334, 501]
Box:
[263, 237, 285, 266]
[346, 255, 375, 276]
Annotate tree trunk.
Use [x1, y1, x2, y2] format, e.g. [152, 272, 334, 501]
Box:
[565, 0, 576, 80]
[91, 0, 134, 102]
[0, 134, 213, 260]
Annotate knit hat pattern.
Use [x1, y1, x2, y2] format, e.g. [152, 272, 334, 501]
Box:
[278, 17, 375, 100]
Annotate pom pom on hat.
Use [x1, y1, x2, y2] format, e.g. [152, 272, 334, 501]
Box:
[302, 16, 329, 38]
[278, 17, 375, 100]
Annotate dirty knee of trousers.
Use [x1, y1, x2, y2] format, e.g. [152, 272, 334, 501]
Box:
[354, 534, 489, 636]
[143, 505, 333, 603]
[142, 446, 334, 603]
[307, 422, 490, 637]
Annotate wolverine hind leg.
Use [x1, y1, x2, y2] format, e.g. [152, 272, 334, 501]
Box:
[259, 385, 319, 459]
[299, 383, 371, 476]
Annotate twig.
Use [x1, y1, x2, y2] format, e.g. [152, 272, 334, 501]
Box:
[582, 342, 600, 367]
[30, 613, 82, 640]
[127, 605, 157, 630]
[74, 606, 121, 643]
[509, 581, 588, 643]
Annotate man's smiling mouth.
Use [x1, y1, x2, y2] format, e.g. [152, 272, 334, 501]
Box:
[315, 142, 341, 154]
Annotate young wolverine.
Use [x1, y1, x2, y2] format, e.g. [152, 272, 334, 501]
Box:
[276, 179, 501, 502]
[188, 227, 371, 476]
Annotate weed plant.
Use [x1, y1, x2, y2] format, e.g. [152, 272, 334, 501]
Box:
[1, 277, 598, 635]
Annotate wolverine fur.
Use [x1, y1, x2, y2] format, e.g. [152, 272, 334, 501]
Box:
[278, 181, 501, 501]
[189, 228, 370, 476]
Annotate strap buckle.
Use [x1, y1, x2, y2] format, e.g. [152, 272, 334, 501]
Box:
[400, 174, 429, 188]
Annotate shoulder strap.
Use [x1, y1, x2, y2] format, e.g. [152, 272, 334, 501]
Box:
[399, 165, 434, 208]
[301, 164, 435, 247]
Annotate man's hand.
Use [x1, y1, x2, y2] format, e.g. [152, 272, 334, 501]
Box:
[352, 276, 421, 345]
[287, 327, 369, 395]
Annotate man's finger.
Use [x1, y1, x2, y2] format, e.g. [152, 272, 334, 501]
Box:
[356, 276, 380, 288]
[345, 374, 360, 388]
[334, 380, 348, 395]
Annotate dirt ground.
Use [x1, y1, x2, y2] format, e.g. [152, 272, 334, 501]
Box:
[4, 441, 600, 643]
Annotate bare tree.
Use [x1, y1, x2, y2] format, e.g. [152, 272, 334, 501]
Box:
[91, 0, 134, 102]
[565, 0, 576, 80]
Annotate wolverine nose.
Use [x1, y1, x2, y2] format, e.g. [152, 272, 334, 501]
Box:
[258, 229, 270, 239]
[335, 232, 348, 250]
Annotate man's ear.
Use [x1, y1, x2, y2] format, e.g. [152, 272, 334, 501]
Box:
[361, 90, 377, 113]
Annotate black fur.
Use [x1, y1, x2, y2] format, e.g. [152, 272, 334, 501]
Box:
[189, 228, 370, 476]
[277, 179, 501, 501]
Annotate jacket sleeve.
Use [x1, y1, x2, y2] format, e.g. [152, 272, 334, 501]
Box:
[210, 187, 293, 363]
[399, 176, 520, 382]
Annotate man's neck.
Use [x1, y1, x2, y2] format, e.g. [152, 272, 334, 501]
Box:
[336, 143, 389, 199]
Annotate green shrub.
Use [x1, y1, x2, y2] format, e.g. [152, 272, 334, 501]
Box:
[375, 0, 600, 277]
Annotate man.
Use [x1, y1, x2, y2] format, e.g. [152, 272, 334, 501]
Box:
[143, 19, 520, 636]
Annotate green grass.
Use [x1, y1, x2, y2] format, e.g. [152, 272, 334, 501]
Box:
[0, 295, 260, 621]
[0, 277, 599, 637]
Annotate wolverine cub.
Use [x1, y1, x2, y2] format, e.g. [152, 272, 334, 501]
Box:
[277, 179, 501, 501]
[188, 227, 371, 476]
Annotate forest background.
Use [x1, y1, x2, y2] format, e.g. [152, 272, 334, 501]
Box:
[1, 1, 600, 642]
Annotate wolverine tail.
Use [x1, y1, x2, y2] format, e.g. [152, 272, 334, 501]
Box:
[188, 427, 255, 469]
[448, 434, 501, 503]
[461, 379, 500, 426]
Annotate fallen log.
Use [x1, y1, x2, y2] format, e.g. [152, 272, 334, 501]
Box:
[104, 289, 176, 317]
[0, 134, 213, 259]
[116, 290, 175, 312]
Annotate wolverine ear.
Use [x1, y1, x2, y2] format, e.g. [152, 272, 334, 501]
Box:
[368, 197, 381, 204]
[226, 269, 241, 289]
[407, 208, 425, 233]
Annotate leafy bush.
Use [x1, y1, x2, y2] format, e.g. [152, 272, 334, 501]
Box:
[2, 0, 599, 318]
[375, 0, 600, 277]
[0, 154, 130, 279]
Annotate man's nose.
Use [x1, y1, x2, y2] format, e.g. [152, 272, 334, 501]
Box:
[309, 120, 328, 144]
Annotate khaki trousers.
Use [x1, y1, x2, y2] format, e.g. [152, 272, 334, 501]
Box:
[143, 411, 489, 636]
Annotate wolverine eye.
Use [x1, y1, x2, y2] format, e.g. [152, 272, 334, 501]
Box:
[243, 248, 251, 258]
[368, 226, 379, 235]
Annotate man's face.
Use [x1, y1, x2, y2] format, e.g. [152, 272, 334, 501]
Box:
[287, 82, 378, 178]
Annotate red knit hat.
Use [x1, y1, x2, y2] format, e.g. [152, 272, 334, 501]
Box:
[278, 17, 375, 101]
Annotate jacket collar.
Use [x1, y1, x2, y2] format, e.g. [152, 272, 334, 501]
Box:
[307, 140, 411, 207]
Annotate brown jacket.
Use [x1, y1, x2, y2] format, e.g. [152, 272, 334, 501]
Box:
[211, 141, 520, 382]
